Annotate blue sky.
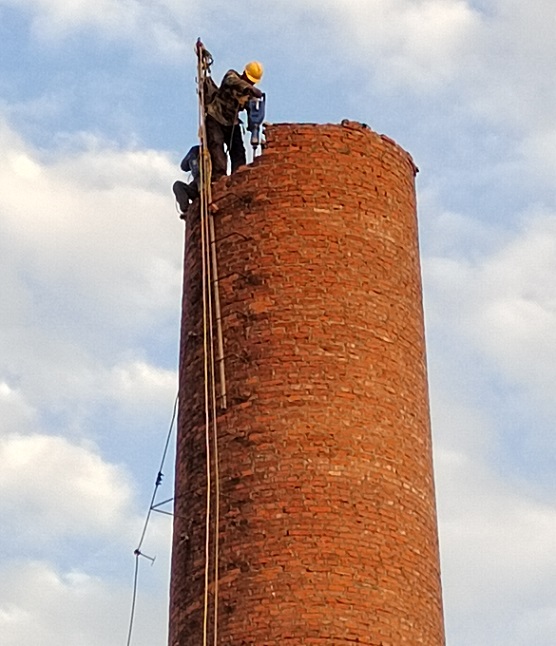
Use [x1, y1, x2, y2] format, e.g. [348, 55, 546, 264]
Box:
[0, 1, 555, 644]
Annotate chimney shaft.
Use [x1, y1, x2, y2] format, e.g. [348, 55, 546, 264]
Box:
[170, 122, 445, 645]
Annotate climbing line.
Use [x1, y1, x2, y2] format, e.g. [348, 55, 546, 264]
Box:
[202, 188, 219, 646]
[197, 40, 213, 646]
[196, 38, 224, 646]
[205, 179, 221, 646]
[200, 101, 221, 646]
[125, 392, 179, 646]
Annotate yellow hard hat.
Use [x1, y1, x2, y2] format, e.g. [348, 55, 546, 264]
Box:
[244, 61, 264, 84]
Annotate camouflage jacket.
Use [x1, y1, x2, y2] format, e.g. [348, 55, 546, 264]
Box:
[205, 69, 262, 126]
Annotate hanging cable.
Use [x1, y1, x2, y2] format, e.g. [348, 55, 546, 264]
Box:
[125, 392, 178, 646]
[135, 393, 178, 553]
[126, 554, 140, 646]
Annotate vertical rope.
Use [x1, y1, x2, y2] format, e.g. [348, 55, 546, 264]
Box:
[202, 155, 218, 646]
[196, 39, 222, 646]
[208, 237, 221, 646]
[197, 43, 212, 646]
[201, 203, 211, 646]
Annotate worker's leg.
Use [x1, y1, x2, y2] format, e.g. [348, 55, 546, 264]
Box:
[172, 181, 193, 213]
[205, 116, 227, 181]
[228, 123, 246, 173]
[172, 182, 189, 213]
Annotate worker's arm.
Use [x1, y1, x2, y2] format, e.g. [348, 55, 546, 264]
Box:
[222, 70, 263, 100]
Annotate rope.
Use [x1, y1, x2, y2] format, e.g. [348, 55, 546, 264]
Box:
[202, 188, 216, 646]
[196, 38, 223, 646]
[206, 183, 221, 646]
[200, 100, 220, 646]
[125, 392, 179, 646]
[196, 41, 213, 646]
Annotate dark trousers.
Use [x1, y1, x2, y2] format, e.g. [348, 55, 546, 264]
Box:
[172, 180, 198, 213]
[205, 115, 246, 181]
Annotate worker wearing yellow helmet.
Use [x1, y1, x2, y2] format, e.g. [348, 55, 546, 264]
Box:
[205, 60, 264, 181]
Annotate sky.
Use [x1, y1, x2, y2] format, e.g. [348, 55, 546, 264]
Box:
[0, 0, 555, 644]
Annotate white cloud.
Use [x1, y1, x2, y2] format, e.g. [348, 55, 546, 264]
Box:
[468, 0, 556, 130]
[0, 0, 196, 58]
[426, 209, 556, 413]
[422, 201, 556, 643]
[520, 126, 556, 188]
[0, 560, 169, 646]
[0, 382, 37, 433]
[0, 124, 178, 646]
[7, 0, 556, 145]
[512, 606, 556, 645]
[106, 360, 177, 415]
[291, 0, 556, 200]
[0, 116, 181, 419]
[289, 0, 479, 91]
[305, 0, 556, 120]
[0, 433, 135, 542]
[436, 446, 556, 646]
[108, 360, 176, 397]
[430, 360, 556, 645]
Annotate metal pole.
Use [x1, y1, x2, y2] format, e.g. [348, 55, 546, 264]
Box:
[208, 214, 227, 409]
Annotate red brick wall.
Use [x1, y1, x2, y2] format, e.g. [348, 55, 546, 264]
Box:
[170, 122, 445, 645]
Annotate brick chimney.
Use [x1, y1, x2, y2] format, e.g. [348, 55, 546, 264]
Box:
[170, 122, 445, 645]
